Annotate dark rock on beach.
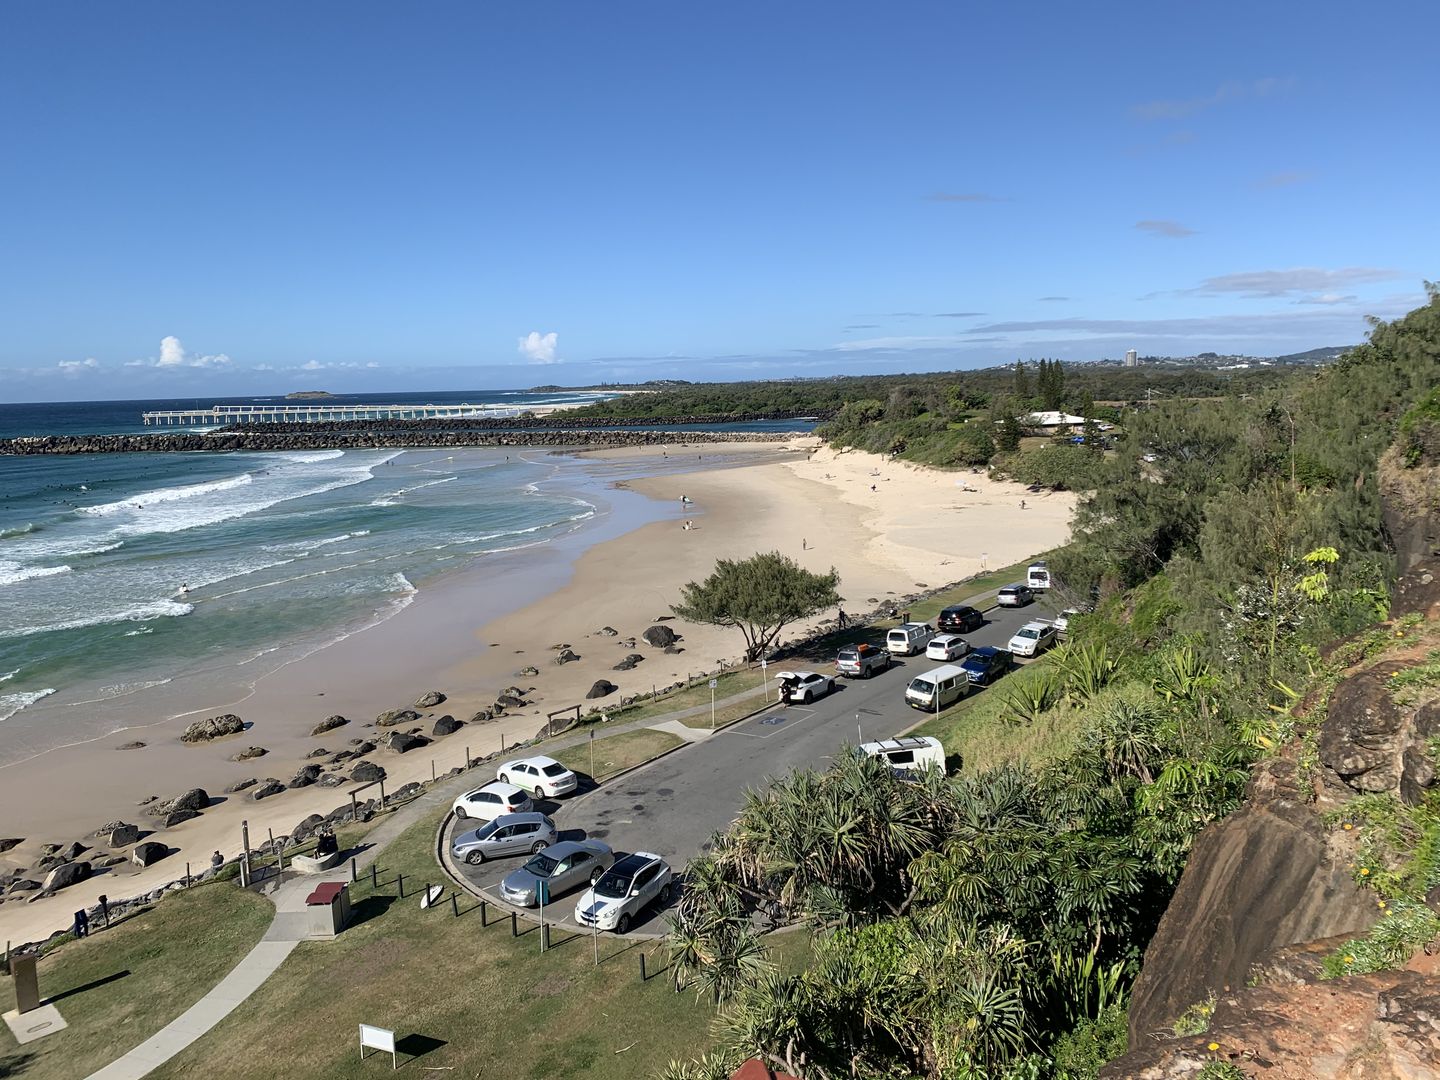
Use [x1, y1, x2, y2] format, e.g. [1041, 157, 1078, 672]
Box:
[231, 746, 267, 762]
[414, 690, 446, 708]
[148, 789, 209, 818]
[131, 842, 169, 867]
[180, 714, 244, 743]
[432, 715, 463, 736]
[107, 824, 139, 848]
[305, 747, 329, 758]
[226, 777, 259, 793]
[350, 761, 386, 783]
[643, 625, 679, 648]
[613, 653, 645, 671]
[42, 861, 91, 892]
[383, 731, 429, 754]
[0, 838, 23, 853]
[311, 715, 348, 736]
[554, 648, 580, 665]
[468, 710, 494, 724]
[156, 810, 199, 828]
[287, 765, 322, 789]
[115, 741, 146, 750]
[251, 779, 286, 800]
[376, 708, 419, 728]
[587, 680, 618, 700]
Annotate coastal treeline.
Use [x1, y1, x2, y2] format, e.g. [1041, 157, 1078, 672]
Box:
[658, 288, 1440, 1080]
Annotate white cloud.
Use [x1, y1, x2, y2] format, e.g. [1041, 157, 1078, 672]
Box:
[1136, 219, 1196, 238]
[146, 335, 232, 369]
[1131, 77, 1294, 121]
[518, 331, 560, 364]
[1192, 267, 1402, 299]
[57, 357, 100, 378]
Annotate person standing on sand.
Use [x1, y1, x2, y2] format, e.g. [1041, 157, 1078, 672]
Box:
[98, 893, 110, 928]
[838, 608, 848, 629]
[802, 537, 807, 550]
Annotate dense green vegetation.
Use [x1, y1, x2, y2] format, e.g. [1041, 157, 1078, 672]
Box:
[672, 551, 841, 662]
[656, 289, 1440, 1080]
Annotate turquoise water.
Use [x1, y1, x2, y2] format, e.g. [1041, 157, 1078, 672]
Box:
[0, 446, 596, 734]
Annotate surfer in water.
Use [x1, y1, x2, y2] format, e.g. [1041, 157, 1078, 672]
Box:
[177, 583, 190, 596]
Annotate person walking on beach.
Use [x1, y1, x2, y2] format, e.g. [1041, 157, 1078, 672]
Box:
[98, 894, 110, 929]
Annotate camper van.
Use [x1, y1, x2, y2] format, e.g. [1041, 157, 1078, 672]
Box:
[904, 664, 969, 711]
[1027, 562, 1052, 590]
[886, 622, 936, 656]
[860, 736, 946, 776]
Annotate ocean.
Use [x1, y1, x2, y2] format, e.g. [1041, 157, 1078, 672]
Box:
[0, 393, 814, 760]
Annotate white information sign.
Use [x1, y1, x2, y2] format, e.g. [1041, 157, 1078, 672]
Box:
[360, 1024, 397, 1070]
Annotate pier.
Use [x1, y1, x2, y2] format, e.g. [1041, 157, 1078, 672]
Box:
[141, 403, 523, 426]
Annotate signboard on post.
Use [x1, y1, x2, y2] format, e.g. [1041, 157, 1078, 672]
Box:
[359, 1024, 397, 1070]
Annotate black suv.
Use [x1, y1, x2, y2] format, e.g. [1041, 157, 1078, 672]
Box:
[937, 605, 984, 633]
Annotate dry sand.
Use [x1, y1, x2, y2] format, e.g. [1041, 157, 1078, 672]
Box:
[0, 439, 1072, 945]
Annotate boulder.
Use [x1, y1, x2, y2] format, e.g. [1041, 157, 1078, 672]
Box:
[643, 624, 679, 648]
[388, 782, 422, 803]
[147, 789, 209, 818]
[310, 714, 348, 736]
[231, 746, 267, 762]
[383, 731, 429, 754]
[157, 810, 199, 828]
[432, 715, 463, 737]
[180, 713, 244, 743]
[287, 765, 322, 789]
[7, 878, 40, 894]
[414, 690, 446, 708]
[468, 710, 494, 724]
[598, 626, 618, 636]
[226, 777, 258, 793]
[664, 645, 685, 654]
[62, 841, 87, 862]
[516, 666, 539, 678]
[318, 773, 345, 787]
[115, 741, 146, 750]
[251, 779, 286, 800]
[496, 693, 527, 708]
[352, 740, 376, 755]
[586, 680, 618, 700]
[40, 843, 61, 856]
[305, 747, 329, 759]
[554, 648, 580, 665]
[107, 824, 140, 848]
[42, 861, 91, 892]
[131, 842, 169, 867]
[0, 838, 23, 853]
[613, 653, 645, 671]
[376, 708, 420, 728]
[290, 815, 326, 844]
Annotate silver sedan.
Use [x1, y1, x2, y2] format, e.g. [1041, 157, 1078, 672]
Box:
[451, 812, 557, 866]
[499, 839, 614, 908]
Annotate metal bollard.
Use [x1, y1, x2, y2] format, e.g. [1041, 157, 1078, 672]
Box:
[640, 953, 647, 981]
[480, 900, 488, 927]
[542, 923, 550, 950]
[451, 893, 459, 917]
[350, 858, 357, 882]
[510, 911, 517, 937]
[371, 863, 377, 888]
[397, 874, 405, 899]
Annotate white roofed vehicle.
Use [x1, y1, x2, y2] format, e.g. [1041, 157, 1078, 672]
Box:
[860, 736, 946, 776]
[925, 634, 970, 661]
[1027, 562, 1052, 590]
[573, 851, 674, 933]
[452, 781, 532, 822]
[775, 670, 835, 704]
[1008, 621, 1058, 658]
[497, 755, 578, 798]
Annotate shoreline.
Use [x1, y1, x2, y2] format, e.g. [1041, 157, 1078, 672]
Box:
[0, 439, 1074, 945]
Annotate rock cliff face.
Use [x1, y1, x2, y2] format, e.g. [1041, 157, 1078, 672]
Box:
[1117, 441, 1440, 1074]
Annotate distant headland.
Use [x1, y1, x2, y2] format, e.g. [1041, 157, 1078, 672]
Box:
[284, 390, 336, 400]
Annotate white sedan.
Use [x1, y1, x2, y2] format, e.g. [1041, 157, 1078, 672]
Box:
[452, 782, 532, 822]
[776, 670, 836, 704]
[926, 634, 971, 661]
[497, 755, 579, 798]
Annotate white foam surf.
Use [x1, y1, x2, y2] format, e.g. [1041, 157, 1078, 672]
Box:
[0, 688, 56, 723]
[0, 599, 194, 640]
[78, 473, 254, 516]
[0, 561, 72, 586]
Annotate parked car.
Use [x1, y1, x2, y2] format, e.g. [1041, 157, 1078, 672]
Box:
[836, 642, 892, 679]
[1008, 621, 1058, 658]
[1027, 562, 1052, 590]
[573, 851, 674, 933]
[904, 665, 969, 711]
[925, 633, 970, 661]
[496, 755, 578, 798]
[1053, 608, 1082, 634]
[996, 584, 1035, 608]
[776, 670, 836, 703]
[452, 782, 532, 822]
[860, 736, 946, 776]
[886, 622, 936, 656]
[451, 812, 557, 865]
[960, 646, 1013, 685]
[937, 604, 984, 633]
[499, 839, 615, 907]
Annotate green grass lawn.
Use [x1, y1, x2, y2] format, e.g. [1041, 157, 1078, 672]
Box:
[0, 882, 272, 1080]
[150, 809, 810, 1080]
[587, 667, 767, 726]
[555, 728, 685, 782]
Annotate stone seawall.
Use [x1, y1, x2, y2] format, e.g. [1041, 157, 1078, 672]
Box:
[0, 429, 811, 456]
[216, 410, 830, 434]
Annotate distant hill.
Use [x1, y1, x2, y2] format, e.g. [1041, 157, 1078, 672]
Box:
[285, 390, 336, 400]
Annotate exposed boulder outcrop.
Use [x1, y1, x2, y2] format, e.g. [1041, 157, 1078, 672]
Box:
[613, 653, 645, 671]
[586, 680, 617, 700]
[0, 838, 23, 853]
[554, 648, 580, 665]
[311, 714, 348, 736]
[231, 746, 267, 762]
[287, 765, 322, 789]
[42, 861, 91, 892]
[251, 779, 285, 800]
[131, 842, 169, 867]
[376, 708, 420, 727]
[180, 714, 244, 743]
[432, 715, 463, 736]
[147, 789, 209, 818]
[383, 731, 429, 754]
[1318, 660, 1440, 801]
[350, 761, 386, 783]
[106, 824, 139, 848]
[414, 690, 446, 708]
[226, 777, 258, 793]
[643, 624, 679, 648]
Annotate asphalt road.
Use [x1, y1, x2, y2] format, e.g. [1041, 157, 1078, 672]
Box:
[448, 595, 1058, 931]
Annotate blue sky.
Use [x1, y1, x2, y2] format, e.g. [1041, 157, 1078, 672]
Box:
[2, 1, 1436, 402]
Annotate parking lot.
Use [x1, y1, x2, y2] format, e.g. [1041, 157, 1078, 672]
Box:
[446, 594, 1058, 934]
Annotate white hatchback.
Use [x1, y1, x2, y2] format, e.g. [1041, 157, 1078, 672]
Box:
[925, 634, 971, 661]
[452, 782, 533, 822]
[497, 755, 579, 798]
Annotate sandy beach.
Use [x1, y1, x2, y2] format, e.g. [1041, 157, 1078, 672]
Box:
[0, 439, 1072, 945]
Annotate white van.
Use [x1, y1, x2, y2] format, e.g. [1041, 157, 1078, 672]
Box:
[886, 622, 936, 656]
[904, 664, 969, 711]
[1027, 562, 1052, 590]
[860, 736, 946, 776]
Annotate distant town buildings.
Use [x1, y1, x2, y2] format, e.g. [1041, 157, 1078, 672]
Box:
[1124, 349, 1138, 368]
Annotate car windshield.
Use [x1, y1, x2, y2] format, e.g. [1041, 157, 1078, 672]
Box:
[1018, 628, 1039, 639]
[838, 648, 857, 660]
[909, 678, 934, 694]
[593, 871, 633, 899]
[542, 764, 568, 777]
[524, 854, 559, 877]
[473, 820, 500, 840]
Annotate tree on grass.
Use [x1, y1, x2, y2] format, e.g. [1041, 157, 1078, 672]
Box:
[672, 551, 840, 662]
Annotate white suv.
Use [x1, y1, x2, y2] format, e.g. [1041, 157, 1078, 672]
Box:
[1008, 621, 1058, 658]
